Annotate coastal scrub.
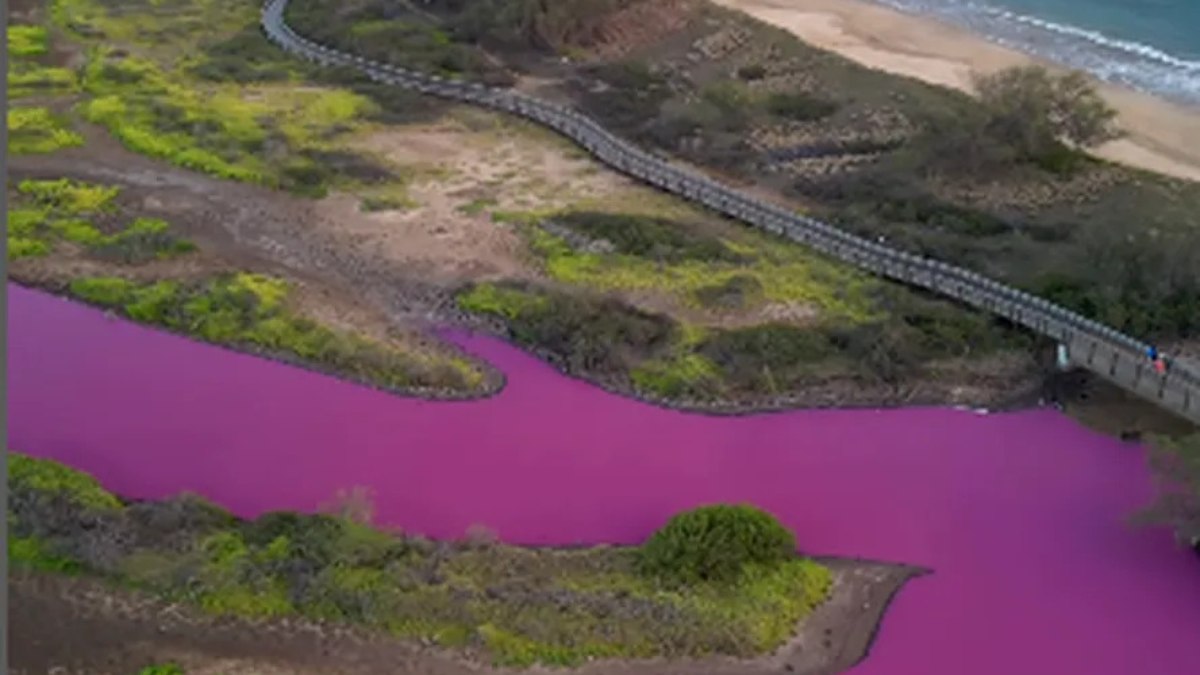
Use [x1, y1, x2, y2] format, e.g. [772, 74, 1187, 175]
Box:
[8, 453, 832, 667]
[7, 106, 84, 154]
[7, 24, 79, 98]
[64, 273, 484, 393]
[7, 179, 194, 262]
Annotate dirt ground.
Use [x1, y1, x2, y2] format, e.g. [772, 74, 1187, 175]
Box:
[8, 560, 924, 675]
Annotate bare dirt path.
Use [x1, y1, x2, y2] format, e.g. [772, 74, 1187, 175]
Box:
[9, 560, 924, 675]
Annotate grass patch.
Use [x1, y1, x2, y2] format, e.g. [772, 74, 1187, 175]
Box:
[525, 213, 881, 322]
[64, 273, 482, 393]
[46, 0, 395, 197]
[9, 64, 80, 98]
[7, 106, 84, 154]
[457, 280, 679, 378]
[79, 48, 381, 193]
[8, 25, 49, 57]
[8, 453, 833, 666]
[7, 178, 194, 263]
[6, 23, 79, 98]
[137, 665, 184, 675]
[286, 0, 497, 82]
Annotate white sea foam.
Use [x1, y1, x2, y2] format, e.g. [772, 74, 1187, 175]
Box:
[868, 0, 1200, 106]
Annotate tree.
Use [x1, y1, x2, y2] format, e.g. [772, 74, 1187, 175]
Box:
[1137, 433, 1200, 550]
[973, 66, 1122, 162]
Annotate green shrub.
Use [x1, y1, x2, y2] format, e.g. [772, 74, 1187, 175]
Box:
[457, 281, 678, 376]
[18, 178, 120, 214]
[7, 106, 85, 154]
[692, 274, 764, 309]
[630, 352, 722, 399]
[63, 273, 479, 392]
[765, 92, 838, 121]
[554, 211, 744, 263]
[9, 64, 79, 98]
[697, 323, 835, 393]
[138, 664, 184, 675]
[8, 535, 84, 574]
[8, 25, 49, 57]
[638, 504, 797, 587]
[9, 453, 123, 512]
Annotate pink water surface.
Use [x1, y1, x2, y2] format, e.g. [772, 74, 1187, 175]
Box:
[8, 283, 1200, 673]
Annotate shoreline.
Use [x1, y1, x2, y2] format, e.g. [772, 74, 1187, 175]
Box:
[710, 0, 1200, 183]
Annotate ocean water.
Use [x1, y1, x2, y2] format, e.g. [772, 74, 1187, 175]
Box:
[871, 0, 1200, 106]
[11, 283, 1200, 674]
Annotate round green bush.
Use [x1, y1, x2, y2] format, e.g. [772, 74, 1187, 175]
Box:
[637, 503, 797, 587]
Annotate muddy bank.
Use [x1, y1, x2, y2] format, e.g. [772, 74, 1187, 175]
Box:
[9, 561, 924, 675]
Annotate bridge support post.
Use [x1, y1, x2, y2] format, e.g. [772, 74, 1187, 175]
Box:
[1055, 344, 1070, 371]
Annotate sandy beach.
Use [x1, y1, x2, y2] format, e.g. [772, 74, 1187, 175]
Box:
[711, 0, 1200, 182]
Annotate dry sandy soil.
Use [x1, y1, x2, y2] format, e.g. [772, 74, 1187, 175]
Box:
[712, 0, 1200, 183]
[9, 560, 925, 675]
[7, 105, 643, 333]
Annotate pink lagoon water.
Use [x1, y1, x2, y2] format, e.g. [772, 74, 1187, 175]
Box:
[8, 282, 1200, 674]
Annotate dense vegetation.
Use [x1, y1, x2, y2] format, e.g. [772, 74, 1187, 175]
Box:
[7, 106, 84, 155]
[639, 504, 799, 586]
[7, 24, 80, 99]
[10, 453, 832, 666]
[7, 178, 195, 261]
[45, 0, 413, 200]
[488, 206, 1026, 402]
[62, 273, 482, 393]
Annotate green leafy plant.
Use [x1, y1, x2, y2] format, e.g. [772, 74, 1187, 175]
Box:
[637, 503, 798, 586]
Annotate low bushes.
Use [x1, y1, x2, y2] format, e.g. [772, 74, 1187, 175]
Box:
[7, 179, 194, 263]
[456, 281, 679, 378]
[80, 49, 382, 193]
[9, 453, 833, 666]
[44, 0, 393, 197]
[554, 211, 746, 264]
[9, 64, 80, 98]
[8, 25, 49, 57]
[697, 323, 837, 393]
[765, 91, 838, 122]
[7, 106, 84, 155]
[7, 24, 80, 99]
[285, 0, 494, 80]
[65, 273, 481, 393]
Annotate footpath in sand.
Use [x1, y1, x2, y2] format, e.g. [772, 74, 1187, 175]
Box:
[712, 0, 1200, 183]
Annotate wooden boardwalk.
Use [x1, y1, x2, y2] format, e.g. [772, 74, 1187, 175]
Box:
[261, 0, 1200, 424]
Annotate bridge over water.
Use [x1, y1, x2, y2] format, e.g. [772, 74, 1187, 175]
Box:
[261, 0, 1200, 425]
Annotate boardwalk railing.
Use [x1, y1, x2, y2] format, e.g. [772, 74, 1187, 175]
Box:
[261, 0, 1200, 424]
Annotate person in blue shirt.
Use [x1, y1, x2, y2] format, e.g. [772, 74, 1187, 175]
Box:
[1147, 346, 1158, 361]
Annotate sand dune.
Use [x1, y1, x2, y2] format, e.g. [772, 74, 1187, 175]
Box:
[712, 0, 1200, 182]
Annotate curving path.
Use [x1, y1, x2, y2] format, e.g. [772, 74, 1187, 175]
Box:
[260, 0, 1200, 424]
